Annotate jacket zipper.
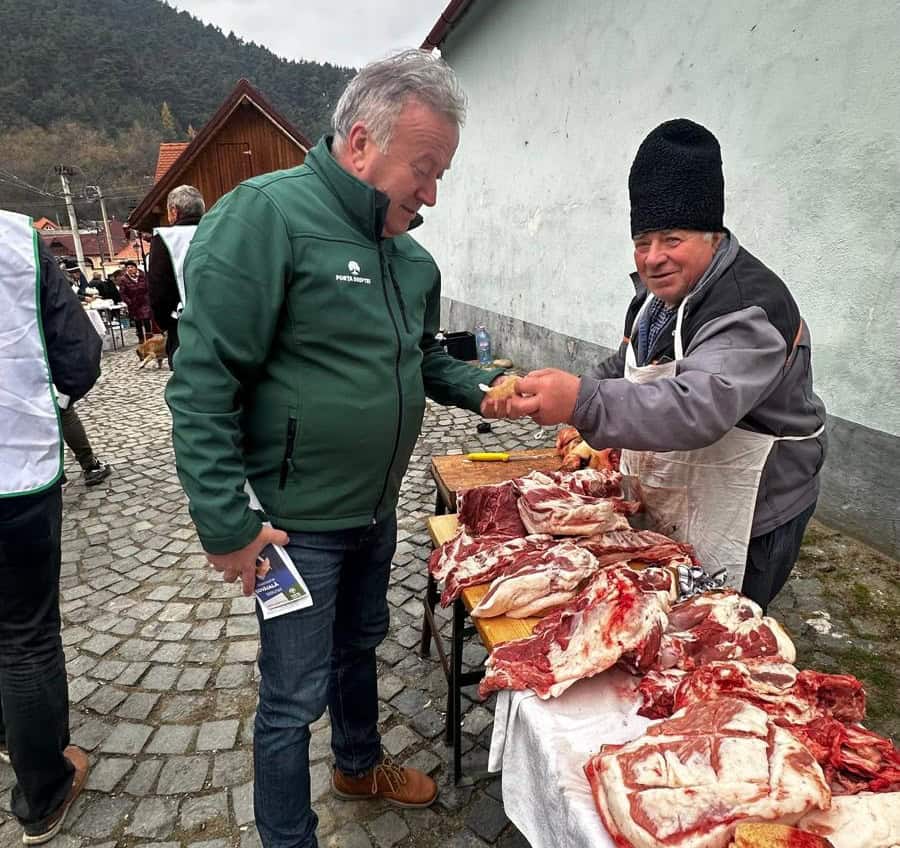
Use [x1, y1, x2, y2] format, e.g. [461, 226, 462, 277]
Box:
[372, 246, 404, 524]
[278, 416, 298, 490]
[386, 260, 410, 333]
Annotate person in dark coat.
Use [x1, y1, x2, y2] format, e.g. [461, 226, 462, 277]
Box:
[0, 213, 99, 843]
[94, 275, 121, 303]
[118, 260, 152, 342]
[148, 185, 205, 367]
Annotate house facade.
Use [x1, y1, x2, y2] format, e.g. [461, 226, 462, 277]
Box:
[418, 0, 900, 555]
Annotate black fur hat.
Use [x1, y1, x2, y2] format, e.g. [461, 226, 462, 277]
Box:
[629, 118, 724, 237]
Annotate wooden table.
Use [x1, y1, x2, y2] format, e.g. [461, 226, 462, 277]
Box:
[427, 513, 541, 651]
[422, 449, 561, 783]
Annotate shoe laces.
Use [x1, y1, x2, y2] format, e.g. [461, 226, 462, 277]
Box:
[371, 755, 407, 795]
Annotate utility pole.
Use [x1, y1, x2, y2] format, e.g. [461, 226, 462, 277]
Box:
[55, 166, 86, 274]
[88, 185, 115, 260]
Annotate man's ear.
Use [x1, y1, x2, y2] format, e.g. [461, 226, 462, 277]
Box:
[343, 122, 373, 174]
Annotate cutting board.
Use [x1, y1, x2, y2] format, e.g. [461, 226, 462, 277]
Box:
[431, 448, 562, 511]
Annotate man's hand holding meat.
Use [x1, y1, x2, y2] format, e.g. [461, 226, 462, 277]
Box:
[491, 368, 581, 425]
[493, 119, 827, 614]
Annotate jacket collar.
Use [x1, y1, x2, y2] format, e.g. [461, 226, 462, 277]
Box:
[173, 212, 203, 227]
[306, 136, 389, 241]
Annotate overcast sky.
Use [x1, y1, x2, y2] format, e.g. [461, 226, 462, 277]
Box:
[170, 0, 450, 68]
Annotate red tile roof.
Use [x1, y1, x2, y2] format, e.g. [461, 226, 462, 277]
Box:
[32, 216, 59, 230]
[154, 142, 190, 183]
[39, 220, 129, 259]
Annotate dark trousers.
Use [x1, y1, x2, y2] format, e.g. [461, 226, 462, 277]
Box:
[133, 318, 153, 343]
[253, 514, 396, 848]
[741, 500, 817, 613]
[0, 485, 74, 827]
[165, 325, 179, 371]
[59, 404, 96, 471]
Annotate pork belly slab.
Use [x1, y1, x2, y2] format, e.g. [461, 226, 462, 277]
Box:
[584, 698, 831, 848]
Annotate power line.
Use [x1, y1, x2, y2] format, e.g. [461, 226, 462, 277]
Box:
[0, 168, 58, 198]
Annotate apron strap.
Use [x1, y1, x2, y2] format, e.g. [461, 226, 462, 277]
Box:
[783, 320, 805, 369]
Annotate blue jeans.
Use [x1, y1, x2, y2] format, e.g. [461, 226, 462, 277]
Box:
[253, 514, 396, 848]
[0, 486, 74, 828]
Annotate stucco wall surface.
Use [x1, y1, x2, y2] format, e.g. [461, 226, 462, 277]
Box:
[416, 0, 899, 436]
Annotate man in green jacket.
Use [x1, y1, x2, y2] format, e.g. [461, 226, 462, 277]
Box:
[166, 50, 502, 848]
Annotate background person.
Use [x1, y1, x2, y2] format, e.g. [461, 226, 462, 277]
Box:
[0, 210, 98, 843]
[489, 118, 827, 613]
[166, 49, 505, 848]
[117, 259, 152, 343]
[148, 184, 205, 367]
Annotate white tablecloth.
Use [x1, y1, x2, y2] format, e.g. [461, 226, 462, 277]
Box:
[488, 671, 654, 848]
[85, 309, 106, 339]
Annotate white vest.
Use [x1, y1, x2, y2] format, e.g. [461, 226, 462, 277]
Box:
[153, 225, 198, 318]
[0, 211, 63, 495]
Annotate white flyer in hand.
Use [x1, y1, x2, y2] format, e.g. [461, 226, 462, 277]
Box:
[244, 482, 313, 620]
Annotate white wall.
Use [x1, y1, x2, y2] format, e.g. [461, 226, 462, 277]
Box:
[418, 0, 900, 436]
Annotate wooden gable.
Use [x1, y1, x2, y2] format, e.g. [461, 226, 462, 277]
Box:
[128, 80, 312, 232]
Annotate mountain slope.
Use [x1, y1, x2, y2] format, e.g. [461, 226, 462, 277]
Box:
[0, 0, 355, 220]
[0, 0, 354, 137]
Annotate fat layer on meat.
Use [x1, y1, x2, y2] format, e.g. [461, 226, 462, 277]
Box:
[655, 590, 796, 671]
[796, 791, 900, 848]
[516, 470, 637, 536]
[479, 565, 675, 699]
[584, 698, 831, 848]
[469, 542, 599, 619]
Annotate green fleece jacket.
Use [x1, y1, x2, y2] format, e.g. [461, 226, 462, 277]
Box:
[166, 138, 500, 554]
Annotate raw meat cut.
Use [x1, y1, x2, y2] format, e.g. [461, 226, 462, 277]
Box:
[440, 534, 555, 606]
[428, 530, 515, 581]
[457, 479, 526, 538]
[576, 529, 699, 569]
[635, 668, 689, 719]
[637, 659, 866, 725]
[545, 467, 625, 498]
[796, 791, 900, 848]
[469, 542, 599, 619]
[479, 565, 675, 699]
[584, 698, 831, 848]
[555, 427, 621, 471]
[455, 468, 627, 539]
[636, 659, 899, 796]
[654, 590, 796, 671]
[790, 718, 900, 795]
[516, 470, 638, 536]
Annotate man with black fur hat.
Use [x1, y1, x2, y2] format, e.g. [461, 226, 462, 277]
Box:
[487, 118, 827, 611]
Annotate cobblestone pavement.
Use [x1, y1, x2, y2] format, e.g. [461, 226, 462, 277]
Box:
[1, 337, 896, 847]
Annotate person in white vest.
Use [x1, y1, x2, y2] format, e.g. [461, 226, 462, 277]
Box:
[148, 184, 205, 369]
[486, 119, 827, 613]
[0, 210, 101, 843]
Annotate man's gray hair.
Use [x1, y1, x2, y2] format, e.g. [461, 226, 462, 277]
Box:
[332, 49, 466, 151]
[167, 185, 205, 217]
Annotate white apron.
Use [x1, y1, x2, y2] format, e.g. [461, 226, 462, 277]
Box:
[619, 292, 823, 588]
[154, 225, 198, 318]
[0, 211, 63, 495]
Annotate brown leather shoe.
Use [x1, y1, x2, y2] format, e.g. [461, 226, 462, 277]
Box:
[332, 756, 437, 808]
[22, 746, 90, 845]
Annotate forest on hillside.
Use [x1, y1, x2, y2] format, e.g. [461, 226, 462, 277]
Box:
[0, 0, 355, 220]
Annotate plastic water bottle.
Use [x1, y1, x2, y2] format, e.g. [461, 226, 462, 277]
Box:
[475, 324, 492, 366]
